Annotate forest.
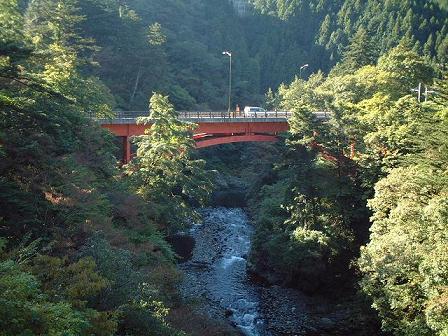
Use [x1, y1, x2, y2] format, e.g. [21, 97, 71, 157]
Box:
[0, 0, 447, 335]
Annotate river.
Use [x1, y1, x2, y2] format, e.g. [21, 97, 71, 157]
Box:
[176, 207, 377, 336]
[179, 207, 265, 335]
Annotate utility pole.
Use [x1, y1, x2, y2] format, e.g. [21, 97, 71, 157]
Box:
[424, 86, 435, 102]
[411, 83, 422, 102]
[411, 83, 435, 103]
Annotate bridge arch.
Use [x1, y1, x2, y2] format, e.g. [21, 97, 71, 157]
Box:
[120, 133, 281, 163]
[194, 134, 279, 148]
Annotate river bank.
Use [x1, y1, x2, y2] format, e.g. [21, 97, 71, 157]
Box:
[171, 207, 379, 336]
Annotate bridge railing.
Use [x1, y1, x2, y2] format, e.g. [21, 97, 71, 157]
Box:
[89, 110, 331, 123]
[89, 110, 293, 119]
[178, 111, 294, 119]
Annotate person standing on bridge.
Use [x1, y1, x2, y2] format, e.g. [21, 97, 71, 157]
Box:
[235, 104, 240, 117]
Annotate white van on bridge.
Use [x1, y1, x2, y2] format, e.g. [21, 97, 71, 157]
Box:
[243, 106, 267, 117]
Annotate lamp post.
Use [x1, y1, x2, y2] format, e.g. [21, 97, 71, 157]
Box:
[299, 63, 309, 80]
[222, 51, 232, 114]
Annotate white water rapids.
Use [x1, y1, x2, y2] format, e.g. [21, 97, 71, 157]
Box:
[179, 208, 268, 335]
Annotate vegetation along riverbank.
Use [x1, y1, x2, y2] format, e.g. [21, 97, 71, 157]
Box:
[1, 0, 447, 335]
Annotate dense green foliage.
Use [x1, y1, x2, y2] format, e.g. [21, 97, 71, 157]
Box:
[78, 0, 264, 110]
[247, 39, 447, 335]
[8, 0, 442, 111]
[358, 77, 448, 336]
[0, 1, 216, 334]
[1, 0, 447, 335]
[251, 0, 448, 65]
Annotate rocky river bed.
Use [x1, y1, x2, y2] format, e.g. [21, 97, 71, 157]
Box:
[175, 207, 379, 336]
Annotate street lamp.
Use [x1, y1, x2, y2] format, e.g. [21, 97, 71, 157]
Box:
[299, 63, 309, 79]
[222, 51, 232, 113]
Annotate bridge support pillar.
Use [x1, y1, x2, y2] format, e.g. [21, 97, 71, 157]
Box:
[123, 136, 131, 164]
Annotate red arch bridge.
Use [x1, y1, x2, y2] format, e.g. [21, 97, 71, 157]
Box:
[94, 111, 330, 163]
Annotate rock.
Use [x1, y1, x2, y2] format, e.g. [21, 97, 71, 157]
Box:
[319, 317, 335, 330]
[211, 190, 247, 207]
[224, 308, 234, 317]
[305, 325, 318, 333]
[190, 261, 210, 269]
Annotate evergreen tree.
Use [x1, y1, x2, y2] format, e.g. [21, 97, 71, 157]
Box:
[423, 33, 434, 57]
[24, 0, 90, 82]
[126, 93, 214, 232]
[340, 26, 378, 72]
[263, 87, 278, 110]
[0, 0, 23, 43]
